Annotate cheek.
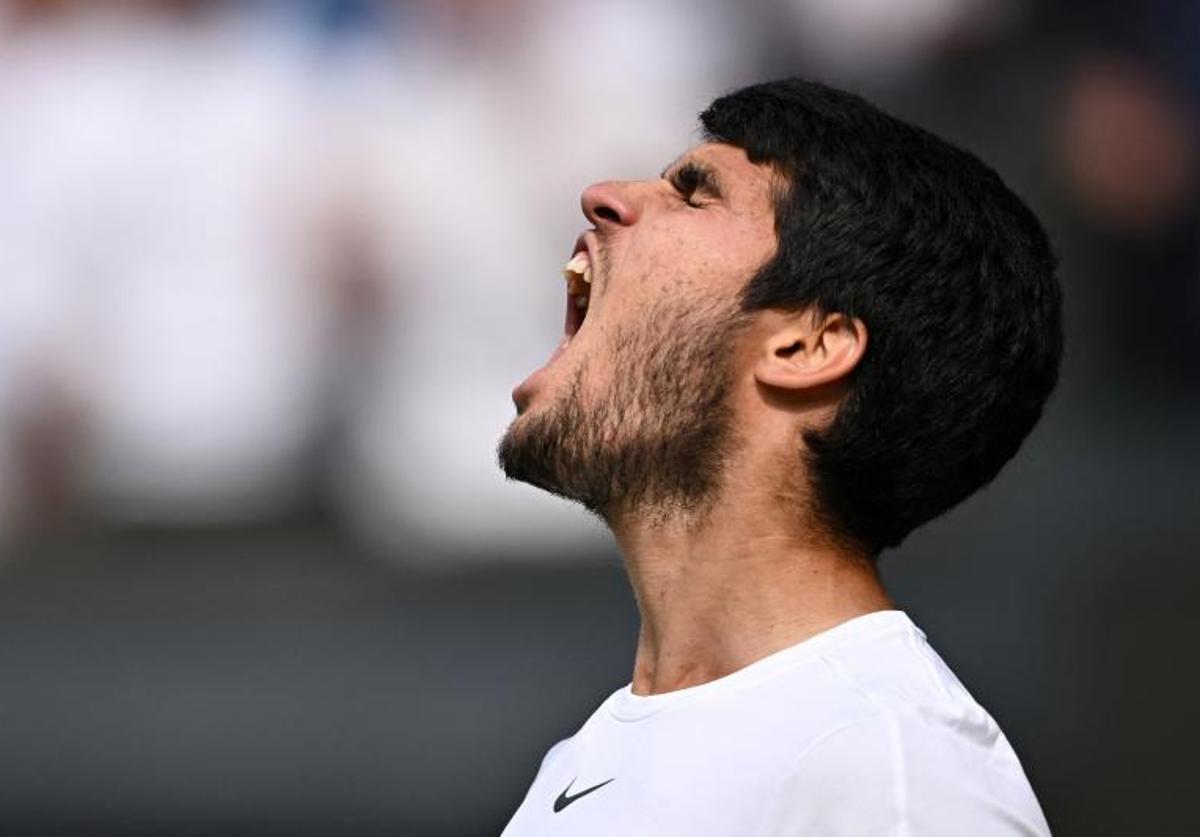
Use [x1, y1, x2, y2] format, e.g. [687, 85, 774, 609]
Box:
[609, 217, 775, 310]
[620, 221, 692, 279]
[713, 228, 777, 293]
[641, 233, 720, 298]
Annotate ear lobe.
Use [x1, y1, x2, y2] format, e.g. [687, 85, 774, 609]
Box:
[753, 312, 867, 392]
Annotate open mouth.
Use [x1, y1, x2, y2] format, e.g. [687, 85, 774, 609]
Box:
[564, 237, 597, 345]
[510, 235, 598, 412]
[562, 246, 593, 340]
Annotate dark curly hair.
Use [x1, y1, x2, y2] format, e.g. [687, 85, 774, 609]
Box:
[700, 79, 1063, 554]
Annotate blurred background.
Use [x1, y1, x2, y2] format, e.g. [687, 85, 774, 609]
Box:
[0, 0, 1196, 834]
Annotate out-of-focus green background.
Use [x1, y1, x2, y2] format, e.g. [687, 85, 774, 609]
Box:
[1, 1, 1197, 834]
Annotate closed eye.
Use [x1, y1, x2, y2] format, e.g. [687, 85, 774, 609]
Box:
[663, 161, 725, 207]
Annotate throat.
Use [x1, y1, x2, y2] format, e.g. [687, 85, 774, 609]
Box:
[619, 519, 890, 697]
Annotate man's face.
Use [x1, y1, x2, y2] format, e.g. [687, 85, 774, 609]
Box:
[498, 142, 779, 521]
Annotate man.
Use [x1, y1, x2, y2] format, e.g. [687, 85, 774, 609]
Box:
[497, 79, 1059, 835]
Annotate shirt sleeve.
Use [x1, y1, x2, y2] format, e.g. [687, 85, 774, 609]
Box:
[760, 714, 1052, 837]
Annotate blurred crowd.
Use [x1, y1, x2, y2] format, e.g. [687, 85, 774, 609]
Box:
[1, 0, 1197, 560]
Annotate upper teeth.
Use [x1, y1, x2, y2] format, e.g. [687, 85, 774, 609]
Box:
[563, 252, 592, 284]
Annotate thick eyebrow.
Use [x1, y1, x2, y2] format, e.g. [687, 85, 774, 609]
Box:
[660, 159, 726, 201]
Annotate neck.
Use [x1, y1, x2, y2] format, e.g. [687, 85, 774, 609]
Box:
[608, 482, 892, 697]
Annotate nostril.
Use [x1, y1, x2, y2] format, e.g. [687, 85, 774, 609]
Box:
[582, 181, 637, 226]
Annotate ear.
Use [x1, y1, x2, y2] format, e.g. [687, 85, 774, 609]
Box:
[752, 309, 868, 392]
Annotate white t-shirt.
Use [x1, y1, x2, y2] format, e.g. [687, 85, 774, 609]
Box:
[501, 610, 1049, 836]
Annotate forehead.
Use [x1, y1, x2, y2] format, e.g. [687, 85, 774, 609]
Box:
[666, 142, 778, 211]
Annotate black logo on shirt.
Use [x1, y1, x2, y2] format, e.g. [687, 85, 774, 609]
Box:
[553, 777, 615, 813]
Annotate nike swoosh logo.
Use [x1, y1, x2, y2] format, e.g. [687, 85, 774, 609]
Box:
[553, 777, 615, 813]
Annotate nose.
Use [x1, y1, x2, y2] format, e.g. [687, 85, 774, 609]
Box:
[581, 181, 640, 228]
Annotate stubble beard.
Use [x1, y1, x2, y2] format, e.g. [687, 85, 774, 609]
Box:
[497, 296, 748, 527]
